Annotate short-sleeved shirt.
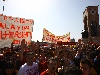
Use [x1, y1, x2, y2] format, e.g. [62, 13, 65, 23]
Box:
[18, 62, 39, 75]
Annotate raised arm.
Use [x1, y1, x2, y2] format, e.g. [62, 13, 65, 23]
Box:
[19, 39, 25, 61]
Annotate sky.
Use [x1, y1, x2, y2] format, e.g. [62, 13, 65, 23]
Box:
[0, 0, 100, 42]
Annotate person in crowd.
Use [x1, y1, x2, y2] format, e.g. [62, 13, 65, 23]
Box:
[10, 51, 20, 71]
[80, 58, 92, 75]
[57, 50, 64, 68]
[3, 62, 17, 75]
[0, 61, 4, 75]
[1, 38, 100, 75]
[66, 50, 75, 66]
[39, 49, 45, 61]
[94, 50, 100, 75]
[39, 51, 54, 74]
[0, 53, 5, 75]
[18, 52, 39, 75]
[40, 57, 58, 75]
[64, 65, 82, 75]
[86, 52, 97, 75]
[19, 39, 27, 66]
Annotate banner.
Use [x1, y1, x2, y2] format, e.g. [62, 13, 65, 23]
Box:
[0, 38, 12, 48]
[55, 32, 70, 42]
[0, 14, 34, 47]
[43, 28, 70, 43]
[43, 28, 56, 43]
[56, 36, 64, 42]
[62, 32, 70, 42]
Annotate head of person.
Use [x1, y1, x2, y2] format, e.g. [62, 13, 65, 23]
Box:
[46, 52, 54, 61]
[4, 53, 11, 61]
[4, 62, 16, 75]
[23, 50, 28, 58]
[26, 51, 35, 66]
[11, 51, 17, 60]
[0, 54, 4, 60]
[40, 50, 45, 57]
[86, 53, 94, 66]
[67, 50, 74, 60]
[80, 58, 92, 75]
[47, 57, 57, 73]
[73, 49, 78, 56]
[64, 65, 82, 75]
[59, 50, 64, 58]
[96, 50, 100, 59]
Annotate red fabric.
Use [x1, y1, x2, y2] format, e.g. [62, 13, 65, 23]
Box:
[40, 70, 56, 75]
[40, 70, 48, 75]
[44, 61, 48, 70]
[39, 60, 48, 74]
[39, 61, 46, 74]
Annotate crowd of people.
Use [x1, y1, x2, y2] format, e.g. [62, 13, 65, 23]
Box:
[0, 39, 100, 75]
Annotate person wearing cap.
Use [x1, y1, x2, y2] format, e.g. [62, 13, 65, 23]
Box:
[94, 50, 100, 75]
[18, 52, 39, 75]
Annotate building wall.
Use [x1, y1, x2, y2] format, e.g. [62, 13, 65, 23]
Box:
[83, 6, 100, 44]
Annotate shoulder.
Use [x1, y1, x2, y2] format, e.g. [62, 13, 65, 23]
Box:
[19, 63, 27, 71]
[18, 64, 26, 75]
[94, 58, 98, 62]
[22, 63, 27, 68]
[33, 62, 38, 65]
[55, 72, 58, 75]
[91, 68, 97, 75]
[33, 62, 38, 66]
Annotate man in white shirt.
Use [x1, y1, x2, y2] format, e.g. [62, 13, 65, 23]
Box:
[18, 52, 39, 75]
